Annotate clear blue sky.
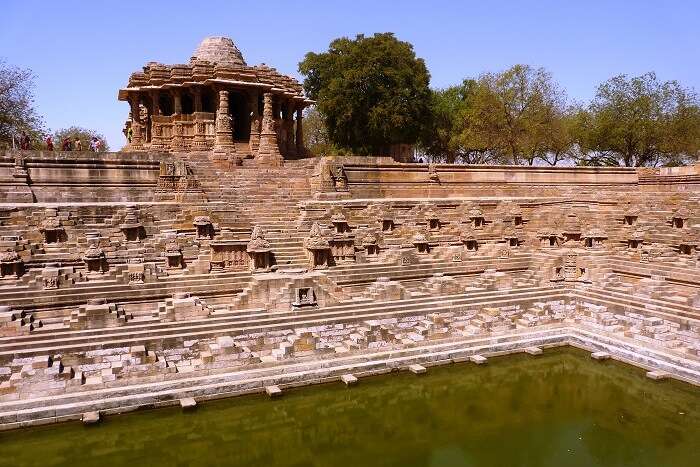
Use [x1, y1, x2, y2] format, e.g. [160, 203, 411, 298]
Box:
[2, 0, 699, 149]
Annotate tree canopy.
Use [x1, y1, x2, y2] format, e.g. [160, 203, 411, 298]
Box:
[0, 60, 45, 149]
[420, 65, 572, 165]
[299, 33, 432, 155]
[575, 72, 700, 167]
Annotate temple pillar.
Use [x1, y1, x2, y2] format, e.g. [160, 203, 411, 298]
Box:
[173, 89, 182, 114]
[213, 89, 236, 157]
[248, 92, 260, 155]
[149, 91, 166, 150]
[255, 93, 283, 166]
[128, 95, 144, 150]
[193, 87, 203, 112]
[284, 103, 296, 158]
[295, 107, 305, 157]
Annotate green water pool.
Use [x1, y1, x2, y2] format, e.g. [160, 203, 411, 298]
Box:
[1, 348, 698, 467]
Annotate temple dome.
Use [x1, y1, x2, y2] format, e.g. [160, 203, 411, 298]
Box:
[191, 37, 246, 67]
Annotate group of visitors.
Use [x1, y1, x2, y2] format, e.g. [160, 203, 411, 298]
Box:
[18, 132, 32, 150]
[43, 136, 102, 152]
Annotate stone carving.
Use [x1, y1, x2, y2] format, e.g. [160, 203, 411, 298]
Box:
[82, 244, 106, 273]
[193, 216, 214, 239]
[305, 223, 330, 269]
[247, 226, 274, 272]
[0, 250, 23, 278]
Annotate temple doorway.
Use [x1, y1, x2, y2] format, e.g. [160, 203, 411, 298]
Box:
[229, 91, 250, 141]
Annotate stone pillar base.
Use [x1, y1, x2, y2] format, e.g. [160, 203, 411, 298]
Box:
[256, 132, 283, 167]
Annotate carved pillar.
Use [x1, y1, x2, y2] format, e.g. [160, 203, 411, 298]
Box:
[248, 92, 260, 155]
[255, 92, 283, 166]
[173, 89, 182, 114]
[191, 87, 207, 150]
[284, 103, 296, 158]
[193, 87, 203, 112]
[213, 89, 236, 156]
[171, 89, 185, 150]
[128, 95, 144, 150]
[295, 107, 305, 157]
[149, 91, 166, 150]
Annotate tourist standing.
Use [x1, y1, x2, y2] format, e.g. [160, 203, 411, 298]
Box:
[95, 139, 103, 152]
[127, 126, 133, 144]
[74, 137, 82, 151]
[89, 137, 97, 152]
[45, 136, 54, 151]
[62, 137, 72, 151]
[20, 132, 30, 150]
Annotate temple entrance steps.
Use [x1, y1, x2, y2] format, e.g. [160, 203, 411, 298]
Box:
[0, 286, 565, 359]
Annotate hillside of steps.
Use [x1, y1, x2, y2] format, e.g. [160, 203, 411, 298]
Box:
[0, 286, 565, 358]
[186, 158, 315, 206]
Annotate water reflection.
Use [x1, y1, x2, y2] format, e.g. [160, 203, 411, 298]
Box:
[1, 348, 698, 467]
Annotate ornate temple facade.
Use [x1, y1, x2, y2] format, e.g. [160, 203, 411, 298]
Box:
[118, 37, 313, 163]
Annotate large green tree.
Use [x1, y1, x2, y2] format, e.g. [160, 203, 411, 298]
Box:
[299, 33, 432, 155]
[0, 60, 45, 148]
[421, 65, 572, 165]
[575, 72, 700, 167]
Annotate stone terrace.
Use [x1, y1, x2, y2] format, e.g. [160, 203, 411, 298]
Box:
[1, 150, 700, 428]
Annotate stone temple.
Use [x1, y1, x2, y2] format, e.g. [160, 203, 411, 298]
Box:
[118, 37, 312, 164]
[1, 37, 700, 428]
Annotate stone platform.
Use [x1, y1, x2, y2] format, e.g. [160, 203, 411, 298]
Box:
[1, 150, 700, 428]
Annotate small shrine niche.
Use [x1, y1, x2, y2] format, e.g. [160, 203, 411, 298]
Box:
[382, 218, 395, 232]
[624, 215, 638, 226]
[292, 287, 317, 308]
[424, 208, 440, 231]
[246, 225, 275, 272]
[330, 213, 350, 234]
[468, 208, 485, 230]
[627, 231, 645, 250]
[413, 233, 430, 255]
[164, 241, 183, 269]
[671, 208, 689, 229]
[537, 231, 561, 248]
[509, 206, 525, 227]
[120, 207, 145, 242]
[679, 242, 696, 255]
[460, 226, 479, 253]
[83, 232, 106, 274]
[503, 229, 519, 249]
[304, 223, 331, 269]
[362, 234, 379, 257]
[193, 216, 214, 239]
[0, 250, 23, 278]
[583, 228, 607, 249]
[40, 217, 65, 244]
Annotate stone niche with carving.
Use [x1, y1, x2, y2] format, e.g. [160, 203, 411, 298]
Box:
[210, 229, 249, 271]
[120, 206, 145, 242]
[0, 250, 23, 279]
[583, 228, 607, 249]
[537, 230, 562, 249]
[193, 216, 214, 239]
[163, 241, 183, 269]
[40, 216, 66, 244]
[412, 232, 430, 254]
[305, 223, 331, 269]
[246, 226, 275, 272]
[82, 244, 106, 274]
